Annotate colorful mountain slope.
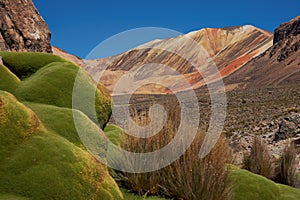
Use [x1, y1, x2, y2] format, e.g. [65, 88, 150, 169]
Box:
[83, 25, 272, 94]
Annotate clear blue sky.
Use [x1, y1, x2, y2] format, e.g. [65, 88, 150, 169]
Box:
[32, 0, 300, 58]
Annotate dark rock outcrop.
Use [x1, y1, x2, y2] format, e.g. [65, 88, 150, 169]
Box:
[0, 0, 52, 52]
[274, 16, 300, 44]
[275, 113, 300, 141]
[224, 16, 300, 88]
[272, 16, 300, 62]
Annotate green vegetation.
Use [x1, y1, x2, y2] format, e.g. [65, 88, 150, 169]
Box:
[24, 102, 106, 149]
[122, 189, 166, 200]
[120, 166, 300, 200]
[0, 91, 40, 161]
[14, 61, 111, 129]
[0, 91, 123, 200]
[231, 167, 300, 200]
[14, 62, 79, 107]
[97, 83, 113, 129]
[0, 52, 66, 79]
[104, 124, 126, 146]
[244, 137, 298, 187]
[0, 64, 20, 93]
[1, 52, 300, 200]
[0, 194, 29, 200]
[0, 52, 121, 199]
[0, 133, 122, 200]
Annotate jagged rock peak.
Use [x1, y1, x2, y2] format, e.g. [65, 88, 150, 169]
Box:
[0, 0, 52, 53]
[274, 16, 300, 44]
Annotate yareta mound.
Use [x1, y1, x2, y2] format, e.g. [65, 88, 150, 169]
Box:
[0, 91, 40, 161]
[0, 52, 66, 79]
[104, 124, 126, 147]
[0, 91, 123, 200]
[25, 102, 108, 150]
[0, 64, 20, 93]
[0, 194, 29, 200]
[4, 52, 111, 129]
[231, 166, 300, 200]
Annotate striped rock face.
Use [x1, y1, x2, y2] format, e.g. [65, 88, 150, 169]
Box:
[83, 25, 273, 95]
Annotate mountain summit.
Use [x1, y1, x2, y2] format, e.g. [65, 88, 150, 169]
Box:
[84, 25, 272, 94]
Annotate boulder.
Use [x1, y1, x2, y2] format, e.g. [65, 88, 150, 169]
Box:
[275, 113, 300, 141]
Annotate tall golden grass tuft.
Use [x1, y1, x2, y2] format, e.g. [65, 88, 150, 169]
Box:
[161, 133, 233, 200]
[243, 136, 274, 179]
[275, 143, 297, 187]
[115, 99, 233, 199]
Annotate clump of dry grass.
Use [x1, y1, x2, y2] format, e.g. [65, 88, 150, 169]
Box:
[243, 136, 274, 179]
[115, 99, 233, 199]
[274, 143, 297, 187]
[161, 133, 233, 200]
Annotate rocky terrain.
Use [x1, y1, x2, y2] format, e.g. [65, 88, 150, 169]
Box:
[115, 86, 300, 165]
[0, 0, 52, 52]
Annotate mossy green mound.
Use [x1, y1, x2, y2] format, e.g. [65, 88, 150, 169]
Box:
[14, 62, 82, 107]
[0, 52, 66, 79]
[96, 83, 113, 129]
[0, 64, 20, 93]
[0, 194, 29, 200]
[0, 91, 41, 161]
[231, 167, 300, 200]
[0, 91, 123, 200]
[104, 124, 126, 146]
[0, 134, 122, 200]
[122, 189, 166, 200]
[14, 61, 111, 129]
[25, 102, 108, 150]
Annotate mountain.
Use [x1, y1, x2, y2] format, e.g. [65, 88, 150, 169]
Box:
[83, 25, 272, 94]
[0, 0, 51, 52]
[224, 16, 300, 89]
[52, 46, 85, 66]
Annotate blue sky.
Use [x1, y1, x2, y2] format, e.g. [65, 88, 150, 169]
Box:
[33, 0, 300, 58]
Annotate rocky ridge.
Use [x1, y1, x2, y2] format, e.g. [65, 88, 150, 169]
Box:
[225, 16, 300, 89]
[0, 0, 52, 52]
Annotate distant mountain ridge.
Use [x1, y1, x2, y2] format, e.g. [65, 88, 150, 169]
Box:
[1, 0, 298, 95]
[82, 25, 272, 94]
[53, 17, 300, 95]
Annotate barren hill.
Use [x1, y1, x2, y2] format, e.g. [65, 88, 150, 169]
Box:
[83, 26, 272, 94]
